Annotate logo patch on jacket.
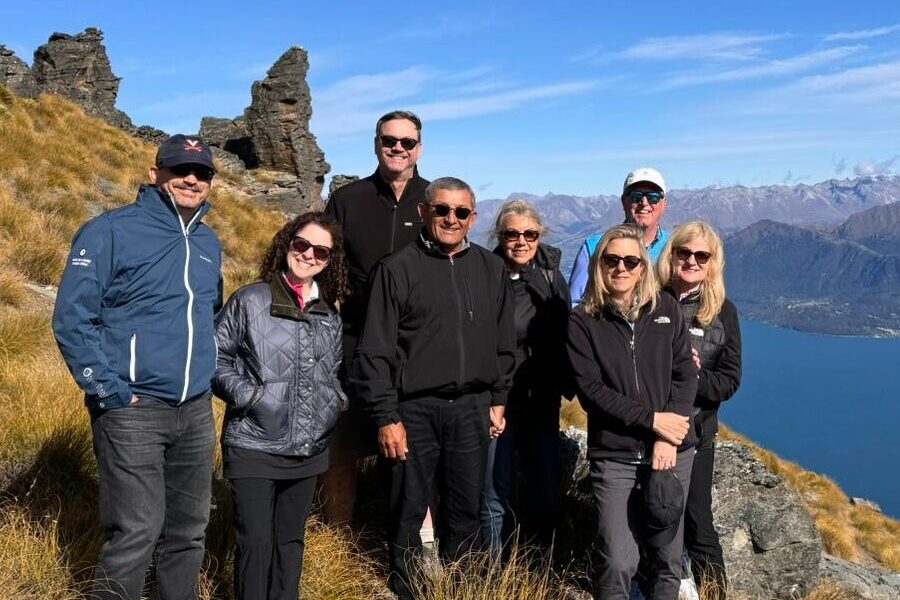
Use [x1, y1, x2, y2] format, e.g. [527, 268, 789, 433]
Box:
[689, 327, 704, 337]
[654, 316, 671, 324]
[71, 248, 92, 267]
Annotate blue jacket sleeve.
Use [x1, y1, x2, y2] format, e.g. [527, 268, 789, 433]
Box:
[567, 241, 591, 307]
[52, 216, 133, 409]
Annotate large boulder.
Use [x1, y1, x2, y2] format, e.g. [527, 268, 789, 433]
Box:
[31, 28, 132, 129]
[0, 44, 37, 97]
[712, 440, 822, 598]
[200, 116, 257, 168]
[243, 47, 329, 210]
[557, 431, 823, 599]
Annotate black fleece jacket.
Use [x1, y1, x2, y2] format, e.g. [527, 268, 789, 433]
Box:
[351, 235, 516, 427]
[567, 293, 698, 461]
[325, 169, 429, 336]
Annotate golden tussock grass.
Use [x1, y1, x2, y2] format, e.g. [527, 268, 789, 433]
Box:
[411, 542, 569, 600]
[0, 267, 29, 307]
[559, 398, 587, 430]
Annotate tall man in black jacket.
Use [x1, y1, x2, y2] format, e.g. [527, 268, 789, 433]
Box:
[352, 177, 516, 600]
[323, 111, 429, 523]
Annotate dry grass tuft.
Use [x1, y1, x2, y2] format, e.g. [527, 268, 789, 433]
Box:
[411, 541, 570, 600]
[0, 268, 29, 307]
[559, 398, 587, 430]
[300, 520, 387, 599]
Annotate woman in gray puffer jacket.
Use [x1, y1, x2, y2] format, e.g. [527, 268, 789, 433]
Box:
[213, 211, 349, 600]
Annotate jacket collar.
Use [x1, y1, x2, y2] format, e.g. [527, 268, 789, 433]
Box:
[418, 230, 470, 258]
[269, 275, 331, 321]
[137, 184, 211, 233]
[371, 167, 427, 205]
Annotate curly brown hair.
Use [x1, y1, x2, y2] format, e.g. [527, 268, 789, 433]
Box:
[258, 211, 349, 304]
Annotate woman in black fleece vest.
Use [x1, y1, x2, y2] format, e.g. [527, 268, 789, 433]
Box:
[657, 221, 742, 599]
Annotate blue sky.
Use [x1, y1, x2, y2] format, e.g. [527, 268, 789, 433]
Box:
[3, 1, 899, 198]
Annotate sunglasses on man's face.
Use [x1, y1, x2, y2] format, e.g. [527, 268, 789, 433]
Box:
[291, 236, 333, 261]
[675, 247, 712, 265]
[430, 204, 474, 220]
[379, 136, 419, 151]
[601, 254, 643, 271]
[169, 164, 215, 182]
[502, 229, 540, 242]
[627, 190, 664, 205]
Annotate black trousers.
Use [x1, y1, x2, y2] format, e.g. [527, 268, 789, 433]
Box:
[684, 436, 727, 597]
[230, 476, 318, 600]
[388, 393, 491, 600]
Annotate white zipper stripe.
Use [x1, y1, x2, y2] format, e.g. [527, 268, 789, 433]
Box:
[174, 202, 203, 404]
[129, 334, 137, 382]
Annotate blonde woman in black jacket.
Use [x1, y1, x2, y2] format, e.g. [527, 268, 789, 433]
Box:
[657, 221, 742, 598]
[567, 224, 697, 600]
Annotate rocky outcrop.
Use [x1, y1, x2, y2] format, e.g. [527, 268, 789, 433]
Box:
[329, 175, 360, 197]
[200, 116, 256, 168]
[0, 45, 37, 97]
[558, 431, 824, 599]
[820, 554, 900, 599]
[712, 440, 823, 598]
[242, 47, 329, 210]
[31, 28, 132, 129]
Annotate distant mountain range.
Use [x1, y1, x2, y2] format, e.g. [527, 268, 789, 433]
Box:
[471, 176, 900, 337]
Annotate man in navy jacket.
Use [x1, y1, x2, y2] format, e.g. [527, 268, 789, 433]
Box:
[53, 134, 222, 600]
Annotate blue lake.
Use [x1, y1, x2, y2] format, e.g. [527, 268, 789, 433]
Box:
[720, 319, 900, 518]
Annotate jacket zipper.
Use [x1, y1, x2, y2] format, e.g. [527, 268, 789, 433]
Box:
[171, 199, 202, 404]
[629, 323, 645, 461]
[463, 278, 475, 321]
[449, 255, 466, 386]
[389, 204, 397, 254]
[129, 333, 137, 382]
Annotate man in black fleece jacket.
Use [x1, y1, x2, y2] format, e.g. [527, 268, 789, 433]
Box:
[323, 111, 429, 523]
[351, 177, 516, 600]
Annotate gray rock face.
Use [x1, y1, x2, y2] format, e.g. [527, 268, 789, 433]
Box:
[0, 44, 37, 97]
[820, 554, 900, 600]
[328, 174, 361, 197]
[712, 441, 823, 598]
[243, 47, 329, 210]
[557, 432, 824, 599]
[200, 116, 257, 168]
[31, 28, 132, 129]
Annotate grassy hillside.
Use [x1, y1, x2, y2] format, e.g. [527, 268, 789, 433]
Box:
[0, 86, 895, 599]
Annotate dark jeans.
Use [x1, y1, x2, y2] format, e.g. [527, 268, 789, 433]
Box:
[684, 436, 727, 597]
[481, 404, 560, 555]
[590, 453, 694, 600]
[231, 476, 318, 600]
[388, 393, 491, 600]
[90, 395, 215, 600]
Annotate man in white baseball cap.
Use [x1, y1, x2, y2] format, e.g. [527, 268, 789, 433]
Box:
[568, 167, 671, 306]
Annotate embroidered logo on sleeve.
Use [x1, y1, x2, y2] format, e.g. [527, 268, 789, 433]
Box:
[71, 248, 93, 267]
[654, 316, 671, 324]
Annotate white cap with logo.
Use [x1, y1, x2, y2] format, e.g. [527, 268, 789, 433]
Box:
[623, 167, 667, 195]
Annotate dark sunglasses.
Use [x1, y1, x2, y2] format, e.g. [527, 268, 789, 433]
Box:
[627, 190, 664, 204]
[502, 229, 540, 242]
[431, 204, 474, 220]
[601, 254, 643, 271]
[169, 164, 215, 182]
[675, 247, 712, 265]
[379, 135, 419, 151]
[290, 236, 333, 261]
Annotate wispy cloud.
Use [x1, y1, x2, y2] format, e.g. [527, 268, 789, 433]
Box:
[661, 45, 865, 89]
[783, 60, 900, 100]
[853, 156, 899, 177]
[824, 23, 900, 42]
[312, 65, 601, 138]
[552, 129, 845, 163]
[612, 32, 786, 62]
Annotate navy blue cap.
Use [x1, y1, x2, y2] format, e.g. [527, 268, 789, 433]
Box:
[640, 469, 684, 549]
[155, 134, 215, 171]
